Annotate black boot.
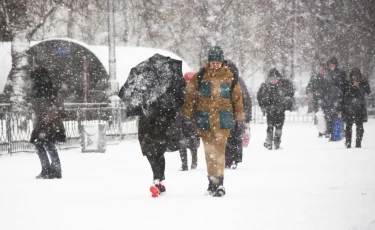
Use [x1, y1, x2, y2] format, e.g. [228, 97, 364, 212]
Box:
[191, 149, 198, 170]
[274, 129, 282, 150]
[212, 176, 225, 197]
[264, 132, 273, 150]
[355, 140, 362, 148]
[356, 123, 364, 148]
[205, 176, 215, 195]
[36, 168, 50, 179]
[345, 123, 353, 148]
[179, 149, 188, 171]
[35, 143, 51, 179]
[50, 163, 62, 179]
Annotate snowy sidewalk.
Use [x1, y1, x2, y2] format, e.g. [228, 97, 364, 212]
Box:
[1, 121, 375, 230]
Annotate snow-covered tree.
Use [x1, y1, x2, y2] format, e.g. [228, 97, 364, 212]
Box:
[1, 0, 62, 111]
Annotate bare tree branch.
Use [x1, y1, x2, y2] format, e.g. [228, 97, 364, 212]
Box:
[27, 5, 59, 39]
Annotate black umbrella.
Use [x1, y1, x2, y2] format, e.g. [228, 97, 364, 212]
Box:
[118, 53, 185, 115]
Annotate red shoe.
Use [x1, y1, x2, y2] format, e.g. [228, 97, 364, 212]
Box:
[149, 183, 166, 198]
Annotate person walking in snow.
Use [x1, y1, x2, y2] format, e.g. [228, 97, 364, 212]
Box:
[306, 63, 328, 137]
[119, 54, 186, 198]
[183, 46, 244, 197]
[257, 68, 295, 150]
[324, 56, 347, 141]
[342, 67, 371, 148]
[178, 72, 200, 171]
[29, 67, 66, 179]
[224, 60, 252, 170]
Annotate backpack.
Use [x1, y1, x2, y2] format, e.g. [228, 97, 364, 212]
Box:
[196, 63, 239, 111]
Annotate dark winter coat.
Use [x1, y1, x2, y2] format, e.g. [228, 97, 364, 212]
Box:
[342, 75, 371, 123]
[320, 73, 343, 113]
[306, 72, 326, 112]
[30, 68, 66, 144]
[239, 78, 252, 123]
[175, 110, 200, 150]
[257, 72, 295, 114]
[326, 67, 347, 96]
[128, 80, 186, 156]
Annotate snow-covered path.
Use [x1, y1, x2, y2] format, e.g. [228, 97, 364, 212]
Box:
[1, 121, 375, 230]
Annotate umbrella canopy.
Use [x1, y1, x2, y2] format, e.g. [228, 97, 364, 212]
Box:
[118, 53, 185, 115]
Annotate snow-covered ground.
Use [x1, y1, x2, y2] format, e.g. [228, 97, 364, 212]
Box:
[1, 121, 375, 230]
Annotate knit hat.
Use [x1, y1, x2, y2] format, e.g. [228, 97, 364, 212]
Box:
[267, 68, 282, 79]
[327, 56, 339, 66]
[349, 67, 362, 77]
[208, 46, 224, 62]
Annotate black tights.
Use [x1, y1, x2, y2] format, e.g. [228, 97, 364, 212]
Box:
[146, 154, 166, 181]
[345, 122, 364, 143]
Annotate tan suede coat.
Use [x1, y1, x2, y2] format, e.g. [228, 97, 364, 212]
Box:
[183, 63, 244, 138]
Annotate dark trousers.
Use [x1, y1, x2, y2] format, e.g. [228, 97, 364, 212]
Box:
[146, 154, 166, 181]
[35, 141, 61, 175]
[225, 123, 242, 166]
[266, 111, 285, 144]
[179, 148, 198, 166]
[322, 106, 338, 136]
[345, 122, 364, 144]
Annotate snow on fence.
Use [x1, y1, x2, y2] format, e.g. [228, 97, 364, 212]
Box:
[0, 104, 313, 155]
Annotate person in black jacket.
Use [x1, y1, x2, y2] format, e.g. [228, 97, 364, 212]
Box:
[29, 67, 66, 179]
[257, 68, 295, 150]
[306, 63, 328, 137]
[325, 56, 347, 141]
[224, 60, 252, 169]
[342, 67, 371, 148]
[125, 80, 186, 197]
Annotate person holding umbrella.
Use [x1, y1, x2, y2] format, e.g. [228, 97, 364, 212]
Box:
[118, 54, 186, 198]
[183, 46, 245, 197]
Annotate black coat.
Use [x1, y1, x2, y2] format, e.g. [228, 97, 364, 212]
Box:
[29, 68, 66, 144]
[342, 79, 371, 123]
[239, 78, 252, 123]
[128, 81, 186, 156]
[306, 73, 326, 112]
[257, 78, 295, 113]
[174, 110, 200, 150]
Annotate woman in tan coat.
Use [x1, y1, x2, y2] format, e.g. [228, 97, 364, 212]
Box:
[183, 46, 244, 197]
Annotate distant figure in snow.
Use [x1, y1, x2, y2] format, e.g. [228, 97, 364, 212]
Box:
[342, 67, 371, 148]
[30, 67, 66, 179]
[257, 68, 295, 150]
[178, 72, 200, 171]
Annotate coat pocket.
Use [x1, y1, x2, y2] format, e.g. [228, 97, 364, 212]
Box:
[199, 82, 211, 98]
[220, 83, 231, 98]
[196, 110, 210, 130]
[219, 110, 233, 129]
